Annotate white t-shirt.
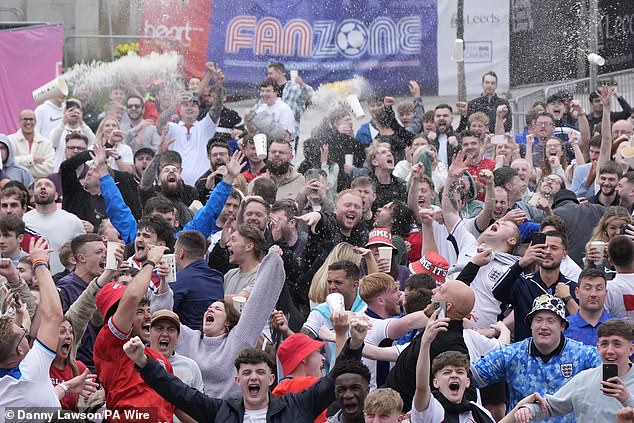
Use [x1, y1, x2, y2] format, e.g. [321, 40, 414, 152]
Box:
[357, 313, 404, 390]
[0, 340, 60, 417]
[605, 273, 634, 320]
[35, 100, 64, 139]
[244, 407, 268, 423]
[252, 99, 296, 137]
[411, 395, 493, 423]
[107, 143, 134, 171]
[23, 208, 85, 274]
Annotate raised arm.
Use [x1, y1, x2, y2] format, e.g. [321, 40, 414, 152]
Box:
[442, 151, 467, 231]
[26, 238, 63, 350]
[570, 100, 591, 152]
[413, 310, 449, 412]
[113, 245, 166, 334]
[475, 169, 496, 231]
[595, 85, 614, 176]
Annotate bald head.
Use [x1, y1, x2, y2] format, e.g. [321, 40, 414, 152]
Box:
[613, 120, 633, 139]
[440, 280, 475, 319]
[19, 109, 36, 135]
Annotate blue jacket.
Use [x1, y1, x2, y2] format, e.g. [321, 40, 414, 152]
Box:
[100, 174, 232, 244]
[492, 262, 578, 341]
[172, 259, 224, 330]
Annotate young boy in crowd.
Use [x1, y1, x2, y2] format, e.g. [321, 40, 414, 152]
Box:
[0, 215, 26, 266]
[364, 388, 404, 423]
[412, 309, 494, 423]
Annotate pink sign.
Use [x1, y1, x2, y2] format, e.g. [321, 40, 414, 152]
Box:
[0, 24, 63, 134]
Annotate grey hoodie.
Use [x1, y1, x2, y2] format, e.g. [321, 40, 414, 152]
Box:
[0, 135, 33, 187]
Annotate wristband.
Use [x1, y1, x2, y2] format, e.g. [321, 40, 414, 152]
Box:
[562, 295, 573, 304]
[32, 259, 49, 270]
[142, 260, 156, 269]
[59, 382, 69, 396]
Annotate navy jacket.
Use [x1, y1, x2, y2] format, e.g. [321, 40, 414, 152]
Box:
[138, 341, 363, 423]
[172, 259, 224, 331]
[492, 262, 577, 341]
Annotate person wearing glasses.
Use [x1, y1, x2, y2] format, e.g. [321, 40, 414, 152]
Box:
[120, 95, 161, 153]
[0, 238, 95, 413]
[7, 109, 55, 178]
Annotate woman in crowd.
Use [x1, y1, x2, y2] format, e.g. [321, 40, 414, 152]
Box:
[94, 117, 134, 173]
[585, 206, 632, 277]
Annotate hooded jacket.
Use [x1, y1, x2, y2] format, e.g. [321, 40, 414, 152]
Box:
[0, 135, 33, 187]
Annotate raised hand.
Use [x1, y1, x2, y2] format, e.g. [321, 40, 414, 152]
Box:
[123, 336, 148, 367]
[224, 150, 246, 184]
[409, 80, 421, 98]
[421, 309, 449, 346]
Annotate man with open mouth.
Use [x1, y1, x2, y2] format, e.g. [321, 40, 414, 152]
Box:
[124, 313, 370, 423]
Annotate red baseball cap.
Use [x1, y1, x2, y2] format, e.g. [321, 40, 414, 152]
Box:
[409, 251, 449, 284]
[277, 333, 324, 376]
[366, 228, 395, 248]
[96, 281, 127, 318]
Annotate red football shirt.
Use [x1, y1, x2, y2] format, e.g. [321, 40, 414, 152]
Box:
[50, 360, 88, 411]
[94, 318, 175, 422]
[465, 158, 496, 201]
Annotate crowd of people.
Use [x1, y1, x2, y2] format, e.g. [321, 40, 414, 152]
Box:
[1, 59, 634, 423]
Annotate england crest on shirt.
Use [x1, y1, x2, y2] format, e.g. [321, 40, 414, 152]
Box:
[488, 268, 504, 283]
[560, 363, 573, 377]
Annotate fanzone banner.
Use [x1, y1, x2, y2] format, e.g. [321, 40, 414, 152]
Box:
[140, 0, 510, 96]
[0, 24, 63, 133]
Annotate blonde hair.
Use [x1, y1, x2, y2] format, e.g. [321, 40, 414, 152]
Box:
[364, 388, 403, 416]
[365, 142, 391, 167]
[468, 111, 489, 127]
[95, 117, 120, 145]
[586, 206, 631, 252]
[359, 273, 396, 303]
[308, 242, 361, 304]
[232, 174, 249, 197]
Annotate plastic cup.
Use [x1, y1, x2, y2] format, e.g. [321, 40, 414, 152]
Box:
[162, 254, 177, 283]
[378, 246, 393, 272]
[345, 154, 354, 166]
[452, 39, 464, 62]
[233, 295, 247, 313]
[289, 70, 298, 83]
[590, 240, 605, 266]
[105, 242, 119, 270]
[254, 133, 268, 160]
[345, 94, 365, 118]
[326, 293, 345, 314]
[32, 77, 69, 103]
[587, 53, 605, 66]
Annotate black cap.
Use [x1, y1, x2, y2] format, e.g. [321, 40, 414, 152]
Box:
[134, 147, 156, 160]
[552, 189, 579, 208]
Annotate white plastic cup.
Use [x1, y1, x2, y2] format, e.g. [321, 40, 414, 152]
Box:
[378, 246, 393, 273]
[233, 295, 247, 313]
[326, 293, 345, 314]
[345, 94, 365, 118]
[452, 39, 464, 62]
[587, 53, 605, 66]
[289, 70, 298, 83]
[345, 154, 354, 166]
[590, 240, 605, 266]
[491, 134, 507, 145]
[105, 242, 120, 270]
[32, 77, 69, 103]
[162, 254, 177, 283]
[253, 133, 268, 160]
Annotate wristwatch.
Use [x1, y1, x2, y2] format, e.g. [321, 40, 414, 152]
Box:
[562, 295, 573, 304]
[142, 260, 156, 269]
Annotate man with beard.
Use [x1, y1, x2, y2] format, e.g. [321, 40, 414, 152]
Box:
[430, 104, 457, 166]
[298, 189, 368, 286]
[121, 95, 161, 153]
[617, 171, 634, 213]
[140, 150, 196, 227]
[194, 140, 231, 204]
[585, 160, 621, 207]
[366, 143, 406, 210]
[462, 131, 495, 201]
[492, 231, 579, 341]
[23, 177, 85, 274]
[250, 139, 305, 201]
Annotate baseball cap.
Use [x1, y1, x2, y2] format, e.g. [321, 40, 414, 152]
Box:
[151, 310, 181, 333]
[134, 147, 156, 161]
[366, 228, 395, 248]
[409, 251, 449, 285]
[277, 333, 324, 376]
[96, 281, 127, 318]
[525, 294, 569, 328]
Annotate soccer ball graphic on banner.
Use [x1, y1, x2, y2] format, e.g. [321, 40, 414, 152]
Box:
[336, 21, 368, 57]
